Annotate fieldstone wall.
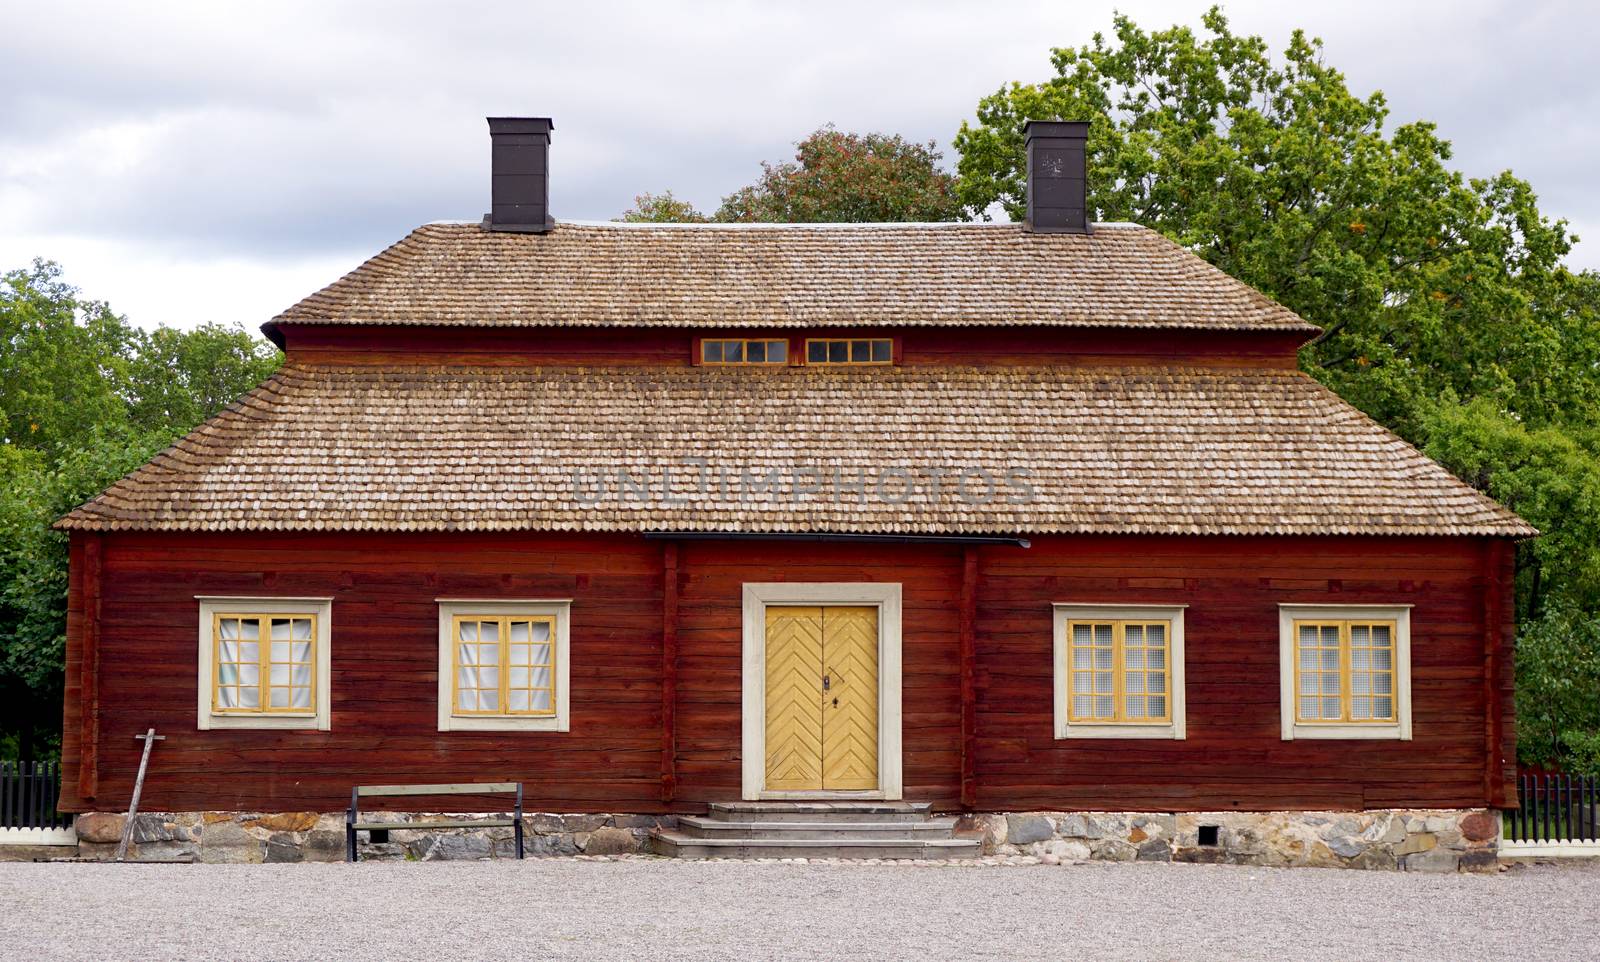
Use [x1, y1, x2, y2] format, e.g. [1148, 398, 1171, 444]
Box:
[69, 811, 673, 862]
[957, 809, 1500, 872]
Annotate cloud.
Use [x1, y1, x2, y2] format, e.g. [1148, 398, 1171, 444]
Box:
[2, 0, 1595, 328]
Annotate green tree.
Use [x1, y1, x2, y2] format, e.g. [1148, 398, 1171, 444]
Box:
[616, 191, 710, 223]
[956, 8, 1600, 771]
[715, 125, 964, 223]
[0, 262, 281, 760]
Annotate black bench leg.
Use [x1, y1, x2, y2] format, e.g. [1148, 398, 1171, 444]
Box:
[514, 819, 524, 859]
[346, 825, 357, 863]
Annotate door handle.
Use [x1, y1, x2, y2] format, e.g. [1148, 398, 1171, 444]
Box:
[822, 674, 831, 691]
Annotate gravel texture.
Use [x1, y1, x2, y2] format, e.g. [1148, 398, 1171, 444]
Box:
[2, 857, 1594, 961]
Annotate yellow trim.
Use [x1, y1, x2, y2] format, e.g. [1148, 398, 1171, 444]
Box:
[1291, 619, 1398, 724]
[1065, 620, 1172, 724]
[700, 338, 789, 366]
[803, 338, 894, 366]
[211, 611, 317, 715]
[450, 614, 558, 717]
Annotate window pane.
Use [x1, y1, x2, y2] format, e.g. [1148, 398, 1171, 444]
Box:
[1125, 674, 1145, 694]
[1095, 695, 1114, 717]
[852, 340, 869, 362]
[290, 688, 311, 709]
[456, 688, 475, 712]
[1322, 696, 1341, 717]
[1125, 648, 1144, 669]
[271, 641, 290, 662]
[829, 341, 848, 363]
[1124, 625, 1144, 646]
[1071, 673, 1093, 694]
[269, 689, 290, 708]
[1147, 695, 1166, 717]
[509, 667, 529, 688]
[458, 643, 478, 665]
[1298, 695, 1319, 718]
[479, 690, 499, 711]
[458, 667, 477, 690]
[532, 622, 551, 643]
[510, 621, 530, 643]
[1094, 672, 1112, 694]
[240, 688, 260, 709]
[479, 667, 499, 689]
[703, 340, 723, 362]
[480, 621, 499, 643]
[1126, 695, 1147, 717]
[726, 341, 744, 362]
[1299, 674, 1319, 696]
[1147, 648, 1165, 670]
[1374, 674, 1393, 694]
[239, 665, 259, 686]
[239, 642, 259, 663]
[531, 667, 552, 688]
[508, 690, 531, 711]
[218, 687, 238, 708]
[1321, 649, 1339, 671]
[509, 644, 531, 666]
[291, 641, 312, 662]
[220, 619, 239, 641]
[220, 640, 239, 662]
[460, 621, 478, 643]
[808, 341, 827, 362]
[747, 341, 766, 362]
[240, 619, 260, 641]
[1072, 694, 1095, 716]
[292, 665, 311, 686]
[1373, 696, 1393, 718]
[531, 644, 552, 666]
[531, 690, 553, 712]
[269, 666, 289, 686]
[1072, 648, 1093, 669]
[1147, 671, 1165, 695]
[770, 341, 788, 362]
[270, 619, 291, 641]
[219, 664, 238, 685]
[1352, 696, 1372, 720]
[871, 340, 891, 362]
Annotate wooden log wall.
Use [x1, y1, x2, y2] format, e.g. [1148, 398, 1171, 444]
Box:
[58, 530, 1516, 814]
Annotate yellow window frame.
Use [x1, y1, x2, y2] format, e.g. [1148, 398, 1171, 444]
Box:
[804, 338, 894, 366]
[1292, 619, 1398, 724]
[1065, 620, 1172, 724]
[450, 614, 558, 717]
[700, 338, 790, 366]
[211, 611, 317, 715]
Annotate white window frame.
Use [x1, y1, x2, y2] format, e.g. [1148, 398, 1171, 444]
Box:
[1279, 604, 1412, 741]
[1053, 604, 1187, 740]
[437, 599, 571, 732]
[196, 596, 333, 731]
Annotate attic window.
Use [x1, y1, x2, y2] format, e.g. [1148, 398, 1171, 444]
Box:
[701, 339, 788, 365]
[806, 338, 894, 365]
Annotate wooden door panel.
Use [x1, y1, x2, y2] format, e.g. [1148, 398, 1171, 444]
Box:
[822, 606, 879, 791]
[764, 607, 824, 791]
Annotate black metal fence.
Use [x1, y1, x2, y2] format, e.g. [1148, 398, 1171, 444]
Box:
[1507, 772, 1600, 843]
[0, 760, 72, 831]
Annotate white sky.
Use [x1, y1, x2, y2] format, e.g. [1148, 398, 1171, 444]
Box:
[2, 0, 1597, 331]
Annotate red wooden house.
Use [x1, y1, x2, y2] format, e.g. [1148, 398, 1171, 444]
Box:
[55, 119, 1529, 865]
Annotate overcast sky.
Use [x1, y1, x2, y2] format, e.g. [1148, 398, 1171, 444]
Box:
[3, 0, 1597, 331]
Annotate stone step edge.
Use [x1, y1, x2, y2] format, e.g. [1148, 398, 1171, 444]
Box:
[678, 816, 958, 834]
[651, 831, 976, 849]
[708, 801, 932, 814]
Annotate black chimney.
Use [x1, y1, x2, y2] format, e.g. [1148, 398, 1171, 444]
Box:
[484, 117, 554, 233]
[1024, 120, 1089, 234]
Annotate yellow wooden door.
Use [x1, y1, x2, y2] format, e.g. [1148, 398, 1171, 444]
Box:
[764, 607, 825, 790]
[763, 605, 879, 792]
[820, 606, 879, 791]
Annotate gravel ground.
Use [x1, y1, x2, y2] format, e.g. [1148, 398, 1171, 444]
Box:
[2, 857, 1595, 961]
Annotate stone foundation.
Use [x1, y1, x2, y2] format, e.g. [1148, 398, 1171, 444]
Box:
[69, 811, 674, 863]
[957, 808, 1500, 872]
[68, 807, 1499, 870]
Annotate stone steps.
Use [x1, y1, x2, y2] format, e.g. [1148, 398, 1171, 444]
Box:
[650, 801, 980, 860]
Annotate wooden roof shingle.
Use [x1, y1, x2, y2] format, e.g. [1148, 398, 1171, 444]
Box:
[266, 222, 1319, 334]
[58, 365, 1533, 537]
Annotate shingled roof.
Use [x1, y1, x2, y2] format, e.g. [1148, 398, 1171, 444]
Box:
[265, 221, 1318, 335]
[58, 365, 1532, 537]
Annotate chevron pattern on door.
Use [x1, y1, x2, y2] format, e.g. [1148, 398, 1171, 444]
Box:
[764, 607, 825, 790]
[763, 605, 880, 793]
[821, 606, 879, 790]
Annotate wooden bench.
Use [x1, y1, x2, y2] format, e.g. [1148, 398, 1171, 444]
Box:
[345, 782, 524, 862]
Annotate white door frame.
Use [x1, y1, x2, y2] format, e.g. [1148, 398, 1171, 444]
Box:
[741, 582, 903, 801]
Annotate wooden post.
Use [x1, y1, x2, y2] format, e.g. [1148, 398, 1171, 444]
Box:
[78, 533, 103, 803]
[660, 541, 680, 803]
[1483, 539, 1511, 809]
[959, 546, 978, 810]
[115, 728, 165, 861]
